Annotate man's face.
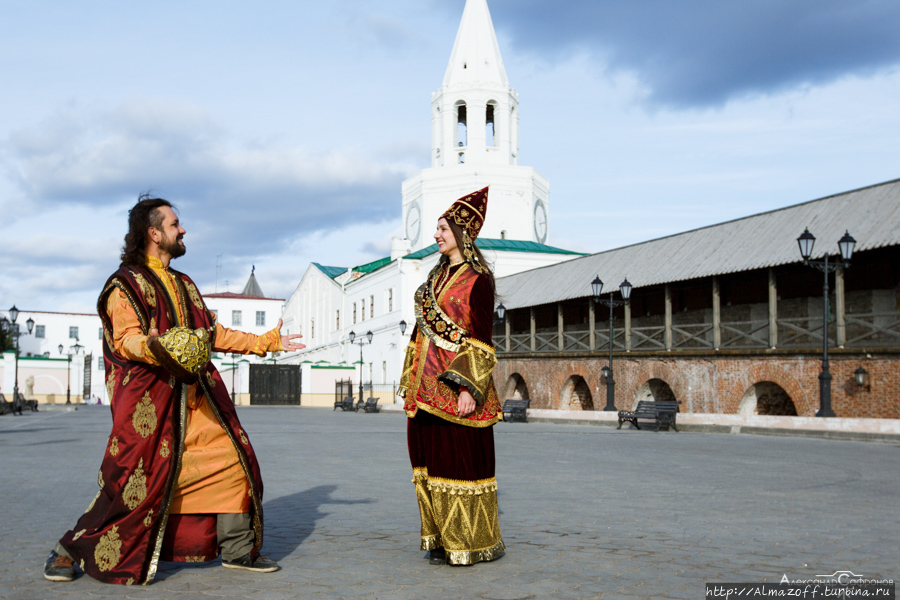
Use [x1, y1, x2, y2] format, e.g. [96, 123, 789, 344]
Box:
[154, 206, 186, 259]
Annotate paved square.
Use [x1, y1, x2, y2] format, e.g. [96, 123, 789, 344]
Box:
[1, 406, 897, 599]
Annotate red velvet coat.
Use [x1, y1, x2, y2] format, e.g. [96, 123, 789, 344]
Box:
[58, 264, 265, 585]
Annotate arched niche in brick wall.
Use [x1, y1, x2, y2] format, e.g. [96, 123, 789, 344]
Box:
[502, 373, 530, 401]
[738, 382, 797, 416]
[632, 378, 677, 411]
[560, 375, 593, 411]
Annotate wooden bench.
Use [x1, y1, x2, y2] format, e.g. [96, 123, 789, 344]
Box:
[334, 396, 356, 411]
[363, 397, 380, 413]
[617, 400, 680, 432]
[502, 399, 529, 423]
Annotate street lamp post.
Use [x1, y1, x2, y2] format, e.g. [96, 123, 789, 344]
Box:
[348, 330, 373, 405]
[9, 306, 35, 414]
[797, 228, 856, 417]
[399, 320, 407, 336]
[591, 277, 633, 411]
[59, 340, 83, 404]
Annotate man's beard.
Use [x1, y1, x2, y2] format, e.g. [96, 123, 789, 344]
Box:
[160, 232, 186, 259]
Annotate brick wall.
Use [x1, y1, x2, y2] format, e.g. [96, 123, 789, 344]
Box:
[495, 351, 899, 419]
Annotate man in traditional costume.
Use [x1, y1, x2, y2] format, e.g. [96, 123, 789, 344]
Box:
[399, 187, 506, 566]
[44, 195, 303, 585]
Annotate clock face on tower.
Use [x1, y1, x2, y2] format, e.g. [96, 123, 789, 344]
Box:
[405, 202, 421, 245]
[533, 199, 548, 243]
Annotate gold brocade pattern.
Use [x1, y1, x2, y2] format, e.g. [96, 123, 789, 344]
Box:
[398, 342, 416, 397]
[109, 437, 120, 456]
[94, 525, 123, 572]
[206, 371, 216, 388]
[132, 392, 158, 438]
[143, 509, 154, 528]
[160, 439, 170, 458]
[183, 279, 205, 311]
[183, 556, 206, 563]
[126, 578, 134, 586]
[412, 468, 440, 545]
[98, 470, 104, 489]
[130, 272, 157, 308]
[73, 529, 86, 540]
[441, 339, 497, 403]
[106, 366, 116, 406]
[239, 429, 249, 445]
[122, 458, 148, 511]
[122, 369, 133, 387]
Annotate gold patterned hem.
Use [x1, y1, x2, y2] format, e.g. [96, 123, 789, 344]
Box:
[410, 400, 500, 428]
[426, 476, 498, 495]
[420, 535, 441, 551]
[447, 539, 506, 566]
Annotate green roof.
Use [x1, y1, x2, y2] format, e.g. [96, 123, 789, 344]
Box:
[405, 238, 585, 260]
[314, 239, 584, 281]
[312, 263, 347, 279]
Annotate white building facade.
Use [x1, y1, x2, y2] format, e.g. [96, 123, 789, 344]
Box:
[278, 0, 582, 402]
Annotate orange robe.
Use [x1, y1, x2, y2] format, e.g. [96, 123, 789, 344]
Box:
[106, 255, 283, 514]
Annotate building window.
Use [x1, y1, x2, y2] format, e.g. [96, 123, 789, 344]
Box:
[360, 299, 365, 321]
[232, 311, 242, 327]
[486, 102, 496, 147]
[336, 310, 340, 330]
[310, 318, 315, 339]
[370, 295, 374, 319]
[97, 356, 104, 370]
[456, 102, 467, 147]
[35, 325, 45, 338]
[353, 304, 357, 324]
[69, 326, 79, 339]
[98, 327, 103, 339]
[256, 311, 265, 327]
[388, 289, 393, 312]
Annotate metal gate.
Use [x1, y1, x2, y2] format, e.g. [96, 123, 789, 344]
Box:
[249, 364, 301, 405]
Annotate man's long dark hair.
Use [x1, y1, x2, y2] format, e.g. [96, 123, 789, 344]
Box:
[120, 193, 173, 266]
[438, 219, 496, 304]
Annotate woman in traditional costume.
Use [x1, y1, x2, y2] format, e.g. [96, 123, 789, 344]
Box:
[399, 187, 505, 566]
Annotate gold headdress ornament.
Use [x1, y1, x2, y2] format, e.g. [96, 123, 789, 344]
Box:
[440, 186, 490, 273]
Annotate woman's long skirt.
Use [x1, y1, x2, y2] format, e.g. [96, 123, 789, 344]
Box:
[407, 409, 505, 565]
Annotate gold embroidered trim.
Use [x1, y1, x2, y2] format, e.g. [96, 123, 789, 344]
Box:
[143, 509, 154, 528]
[73, 529, 86, 540]
[122, 369, 133, 387]
[85, 490, 101, 514]
[132, 392, 158, 438]
[126, 578, 134, 586]
[160, 439, 170, 458]
[426, 476, 498, 495]
[183, 556, 206, 563]
[409, 400, 500, 428]
[398, 342, 417, 398]
[182, 279, 205, 311]
[109, 437, 120, 456]
[239, 429, 249, 445]
[122, 458, 148, 510]
[98, 470, 104, 489]
[414, 284, 462, 352]
[94, 525, 122, 572]
[446, 540, 506, 566]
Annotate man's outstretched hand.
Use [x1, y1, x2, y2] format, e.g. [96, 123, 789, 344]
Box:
[278, 319, 306, 351]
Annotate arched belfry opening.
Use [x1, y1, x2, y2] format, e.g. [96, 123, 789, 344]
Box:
[738, 382, 797, 416]
[486, 101, 496, 147]
[561, 375, 593, 411]
[633, 379, 677, 410]
[456, 102, 467, 148]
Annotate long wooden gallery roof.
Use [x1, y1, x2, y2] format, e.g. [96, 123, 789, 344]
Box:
[497, 178, 900, 310]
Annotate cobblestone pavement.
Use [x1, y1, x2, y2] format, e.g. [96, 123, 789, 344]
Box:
[1, 406, 897, 599]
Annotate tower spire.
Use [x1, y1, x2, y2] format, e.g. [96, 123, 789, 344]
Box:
[443, 0, 508, 89]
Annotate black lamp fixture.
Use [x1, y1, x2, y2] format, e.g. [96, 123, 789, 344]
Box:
[591, 276, 633, 411]
[796, 228, 858, 417]
[9, 305, 35, 414]
[399, 319, 407, 336]
[60, 339, 83, 404]
[496, 304, 506, 320]
[854, 367, 870, 392]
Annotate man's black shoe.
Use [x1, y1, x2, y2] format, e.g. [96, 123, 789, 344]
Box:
[428, 547, 446, 565]
[43, 551, 75, 582]
[222, 553, 279, 573]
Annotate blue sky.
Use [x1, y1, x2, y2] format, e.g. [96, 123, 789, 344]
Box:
[2, 0, 899, 312]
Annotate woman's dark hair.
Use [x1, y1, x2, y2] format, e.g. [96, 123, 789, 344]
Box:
[438, 219, 496, 304]
[120, 193, 174, 266]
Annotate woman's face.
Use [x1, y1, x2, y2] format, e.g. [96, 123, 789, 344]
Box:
[434, 217, 459, 258]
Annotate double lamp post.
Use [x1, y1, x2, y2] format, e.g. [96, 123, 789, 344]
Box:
[592, 277, 632, 411]
[3, 306, 34, 413]
[348, 330, 373, 405]
[58, 340, 84, 404]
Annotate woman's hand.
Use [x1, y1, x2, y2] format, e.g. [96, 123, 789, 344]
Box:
[458, 388, 476, 417]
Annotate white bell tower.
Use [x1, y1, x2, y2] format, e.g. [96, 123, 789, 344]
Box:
[401, 0, 550, 251]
